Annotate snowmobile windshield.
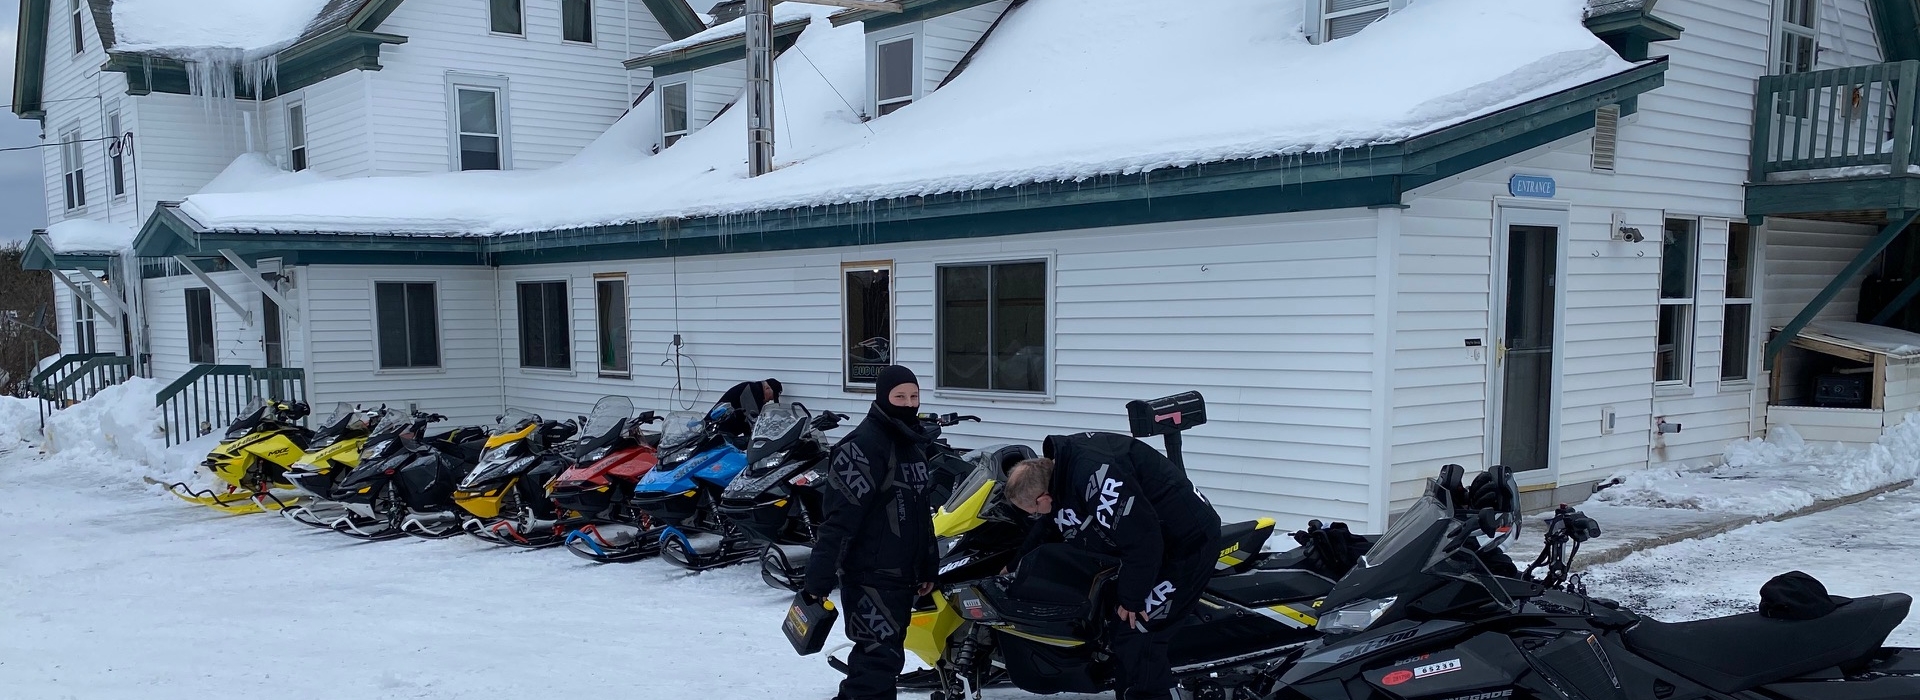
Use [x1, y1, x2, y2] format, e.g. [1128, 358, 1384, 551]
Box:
[463, 440, 535, 489]
[1318, 495, 1475, 616]
[369, 409, 411, 439]
[307, 404, 362, 449]
[491, 409, 538, 436]
[582, 396, 634, 440]
[750, 403, 804, 443]
[941, 457, 1005, 518]
[658, 411, 707, 452]
[223, 399, 273, 439]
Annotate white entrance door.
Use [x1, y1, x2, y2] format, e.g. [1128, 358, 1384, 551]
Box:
[1491, 204, 1568, 486]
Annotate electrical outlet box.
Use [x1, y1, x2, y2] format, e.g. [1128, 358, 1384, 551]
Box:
[1600, 405, 1616, 435]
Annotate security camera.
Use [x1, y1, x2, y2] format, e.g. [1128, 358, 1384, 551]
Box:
[1613, 225, 1645, 243]
[1624, 229, 1645, 243]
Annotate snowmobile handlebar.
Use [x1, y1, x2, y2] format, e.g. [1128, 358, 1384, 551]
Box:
[920, 413, 980, 427]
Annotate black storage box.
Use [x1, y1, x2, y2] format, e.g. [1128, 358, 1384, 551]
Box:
[1126, 391, 1207, 437]
[1814, 374, 1870, 409]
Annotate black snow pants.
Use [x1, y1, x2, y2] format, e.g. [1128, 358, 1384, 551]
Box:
[1107, 549, 1216, 700]
[837, 582, 916, 700]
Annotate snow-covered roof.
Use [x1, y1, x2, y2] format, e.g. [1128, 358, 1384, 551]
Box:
[177, 0, 1638, 237]
[44, 219, 137, 254]
[198, 153, 334, 196]
[638, 2, 825, 59]
[1584, 0, 1649, 18]
[106, 0, 345, 54]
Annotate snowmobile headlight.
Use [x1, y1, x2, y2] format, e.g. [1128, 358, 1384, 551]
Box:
[583, 446, 612, 464]
[1314, 597, 1397, 634]
[938, 536, 961, 558]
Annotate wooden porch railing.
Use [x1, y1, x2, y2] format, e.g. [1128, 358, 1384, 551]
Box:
[28, 353, 136, 426]
[156, 365, 308, 447]
[1751, 60, 1920, 181]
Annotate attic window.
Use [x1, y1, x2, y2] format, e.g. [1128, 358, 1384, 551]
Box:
[875, 37, 915, 116]
[1325, 0, 1388, 40]
[661, 82, 689, 148]
[69, 0, 84, 54]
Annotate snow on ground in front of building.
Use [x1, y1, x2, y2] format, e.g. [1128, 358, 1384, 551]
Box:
[1590, 416, 1920, 516]
[1, 387, 1103, 699]
[110, 0, 332, 53]
[1583, 485, 1920, 646]
[180, 0, 1635, 235]
[43, 217, 137, 253]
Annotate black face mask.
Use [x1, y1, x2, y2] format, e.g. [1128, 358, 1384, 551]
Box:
[877, 396, 919, 422]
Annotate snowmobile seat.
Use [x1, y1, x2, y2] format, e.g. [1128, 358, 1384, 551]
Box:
[1213, 519, 1275, 575]
[1624, 593, 1911, 694]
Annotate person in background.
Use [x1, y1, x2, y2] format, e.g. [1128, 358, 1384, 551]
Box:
[802, 365, 938, 700]
[714, 377, 782, 438]
[1003, 432, 1222, 700]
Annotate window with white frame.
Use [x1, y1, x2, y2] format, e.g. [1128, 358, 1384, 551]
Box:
[107, 112, 126, 197]
[563, 0, 594, 44]
[185, 288, 215, 364]
[70, 0, 84, 54]
[660, 81, 689, 148]
[1722, 223, 1756, 382]
[60, 128, 86, 210]
[844, 262, 892, 389]
[287, 103, 309, 171]
[595, 275, 629, 376]
[490, 0, 523, 35]
[375, 282, 441, 369]
[73, 283, 96, 354]
[449, 79, 508, 171]
[938, 259, 1047, 393]
[1657, 218, 1698, 385]
[874, 36, 915, 116]
[518, 280, 570, 370]
[1311, 0, 1408, 42]
[1774, 0, 1818, 117]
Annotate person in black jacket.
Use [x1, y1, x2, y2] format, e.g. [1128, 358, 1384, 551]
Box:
[714, 378, 782, 438]
[1004, 432, 1222, 700]
[802, 365, 938, 700]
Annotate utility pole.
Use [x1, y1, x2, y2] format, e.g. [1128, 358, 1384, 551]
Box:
[743, 0, 903, 177]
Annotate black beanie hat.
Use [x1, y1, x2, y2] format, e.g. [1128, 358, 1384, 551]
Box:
[875, 365, 918, 399]
[764, 378, 783, 401]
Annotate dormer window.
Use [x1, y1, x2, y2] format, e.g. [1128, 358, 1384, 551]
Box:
[1308, 0, 1408, 43]
[875, 36, 916, 116]
[661, 82, 689, 148]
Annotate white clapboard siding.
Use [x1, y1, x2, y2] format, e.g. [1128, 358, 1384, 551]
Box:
[919, 1, 1010, 95]
[1819, 0, 1886, 68]
[124, 93, 251, 204]
[480, 212, 1384, 527]
[48, 276, 127, 357]
[1764, 217, 1879, 328]
[299, 266, 505, 429]
[364, 0, 671, 174]
[261, 71, 378, 177]
[141, 269, 264, 384]
[687, 62, 748, 134]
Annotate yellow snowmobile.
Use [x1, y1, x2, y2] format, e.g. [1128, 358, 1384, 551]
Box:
[279, 404, 381, 527]
[146, 399, 313, 514]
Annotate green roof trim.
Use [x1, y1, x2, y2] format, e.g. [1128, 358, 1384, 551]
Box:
[12, 0, 50, 120]
[1871, 0, 1920, 62]
[828, 0, 998, 30]
[625, 16, 811, 72]
[105, 31, 405, 98]
[22, 233, 120, 272]
[139, 59, 1665, 268]
[641, 0, 708, 41]
[1583, 3, 1683, 62]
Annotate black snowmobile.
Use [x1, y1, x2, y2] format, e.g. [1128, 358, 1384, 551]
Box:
[328, 409, 487, 541]
[1256, 465, 1920, 700]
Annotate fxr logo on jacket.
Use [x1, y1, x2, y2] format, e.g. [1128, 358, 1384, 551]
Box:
[1083, 464, 1132, 529]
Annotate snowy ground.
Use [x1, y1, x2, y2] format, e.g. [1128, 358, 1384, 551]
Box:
[1583, 485, 1920, 646]
[0, 396, 1100, 700]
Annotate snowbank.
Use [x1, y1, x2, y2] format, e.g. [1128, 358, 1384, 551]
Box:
[180, 0, 1635, 236]
[197, 153, 333, 196]
[1594, 417, 1920, 516]
[41, 378, 210, 487]
[0, 396, 39, 449]
[43, 218, 136, 253]
[110, 0, 331, 53]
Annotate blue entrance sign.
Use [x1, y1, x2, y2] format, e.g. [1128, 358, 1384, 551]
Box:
[1508, 174, 1557, 198]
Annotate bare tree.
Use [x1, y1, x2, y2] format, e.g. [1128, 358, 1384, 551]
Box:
[0, 242, 55, 396]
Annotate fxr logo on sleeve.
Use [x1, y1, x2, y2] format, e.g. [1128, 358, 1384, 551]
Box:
[1054, 508, 1085, 539]
[1142, 580, 1176, 618]
[831, 445, 873, 499]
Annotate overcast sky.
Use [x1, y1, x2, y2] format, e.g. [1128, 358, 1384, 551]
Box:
[0, 0, 48, 244]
